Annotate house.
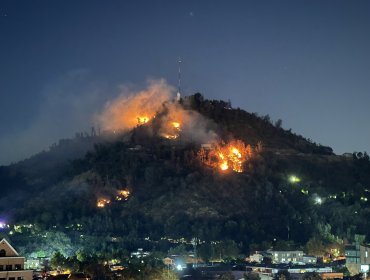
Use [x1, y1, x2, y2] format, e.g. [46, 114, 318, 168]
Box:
[302, 255, 317, 265]
[250, 250, 317, 265]
[246, 264, 337, 280]
[249, 252, 264, 263]
[130, 248, 150, 258]
[0, 238, 33, 280]
[345, 243, 370, 276]
[268, 250, 304, 264]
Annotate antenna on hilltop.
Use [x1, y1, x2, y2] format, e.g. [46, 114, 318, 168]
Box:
[176, 57, 182, 101]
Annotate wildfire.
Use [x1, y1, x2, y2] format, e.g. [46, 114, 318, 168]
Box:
[172, 122, 181, 129]
[137, 116, 150, 125]
[162, 133, 179, 140]
[116, 189, 130, 201]
[198, 140, 254, 173]
[161, 121, 181, 140]
[97, 198, 111, 208]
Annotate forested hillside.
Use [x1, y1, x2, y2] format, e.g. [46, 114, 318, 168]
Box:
[0, 94, 369, 260]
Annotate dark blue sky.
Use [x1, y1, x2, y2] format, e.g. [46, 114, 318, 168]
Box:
[1, 0, 370, 164]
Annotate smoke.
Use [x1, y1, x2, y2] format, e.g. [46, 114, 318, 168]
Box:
[0, 69, 108, 166]
[159, 102, 219, 144]
[97, 79, 218, 144]
[0, 76, 218, 166]
[97, 79, 174, 132]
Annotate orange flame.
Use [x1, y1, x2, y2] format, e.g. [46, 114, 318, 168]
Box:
[172, 122, 181, 129]
[137, 116, 150, 125]
[198, 140, 254, 173]
[97, 198, 111, 208]
[97, 80, 173, 132]
[162, 133, 179, 140]
[116, 189, 130, 201]
[161, 120, 182, 140]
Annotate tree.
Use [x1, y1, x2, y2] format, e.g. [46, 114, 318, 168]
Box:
[273, 270, 291, 280]
[244, 272, 261, 280]
[305, 237, 325, 256]
[274, 119, 283, 129]
[198, 242, 213, 262]
[217, 272, 235, 280]
[301, 272, 322, 280]
[50, 251, 67, 270]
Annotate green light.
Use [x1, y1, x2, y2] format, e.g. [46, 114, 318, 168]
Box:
[289, 175, 301, 183]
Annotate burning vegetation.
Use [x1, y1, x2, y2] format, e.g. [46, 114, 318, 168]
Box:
[116, 189, 130, 201]
[97, 198, 111, 208]
[161, 121, 182, 140]
[198, 140, 256, 173]
[98, 80, 218, 145]
[137, 116, 150, 125]
[98, 79, 173, 132]
[97, 189, 131, 208]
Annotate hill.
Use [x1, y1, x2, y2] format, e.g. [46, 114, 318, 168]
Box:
[0, 93, 369, 261]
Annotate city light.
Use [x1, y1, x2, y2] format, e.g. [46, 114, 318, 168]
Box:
[314, 197, 323, 205]
[289, 175, 301, 183]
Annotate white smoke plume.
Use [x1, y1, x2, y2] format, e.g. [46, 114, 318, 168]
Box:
[159, 102, 219, 144]
[97, 79, 174, 132]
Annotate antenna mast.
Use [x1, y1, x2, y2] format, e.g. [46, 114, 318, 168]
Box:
[177, 57, 182, 101]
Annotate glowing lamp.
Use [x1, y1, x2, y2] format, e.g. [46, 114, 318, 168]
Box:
[289, 175, 301, 183]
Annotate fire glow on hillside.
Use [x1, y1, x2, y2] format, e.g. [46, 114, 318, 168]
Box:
[198, 140, 254, 172]
[97, 189, 131, 208]
[98, 80, 173, 132]
[98, 80, 218, 144]
[161, 121, 181, 140]
[97, 198, 111, 208]
[137, 116, 150, 125]
[116, 189, 130, 201]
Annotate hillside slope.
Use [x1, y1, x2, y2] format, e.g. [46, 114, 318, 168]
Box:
[0, 94, 369, 258]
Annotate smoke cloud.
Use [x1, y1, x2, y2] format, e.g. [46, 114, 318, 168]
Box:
[97, 79, 174, 132]
[0, 69, 108, 166]
[97, 79, 218, 144]
[0, 76, 218, 166]
[159, 102, 218, 144]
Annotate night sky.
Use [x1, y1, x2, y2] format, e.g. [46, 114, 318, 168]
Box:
[1, 0, 370, 165]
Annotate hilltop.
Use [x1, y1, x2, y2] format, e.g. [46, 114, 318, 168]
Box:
[0, 93, 369, 260]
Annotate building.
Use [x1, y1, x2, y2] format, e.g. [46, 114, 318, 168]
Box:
[0, 238, 33, 280]
[345, 243, 370, 276]
[130, 248, 150, 258]
[246, 264, 338, 280]
[268, 250, 304, 264]
[302, 255, 317, 265]
[249, 250, 317, 265]
[249, 253, 264, 263]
